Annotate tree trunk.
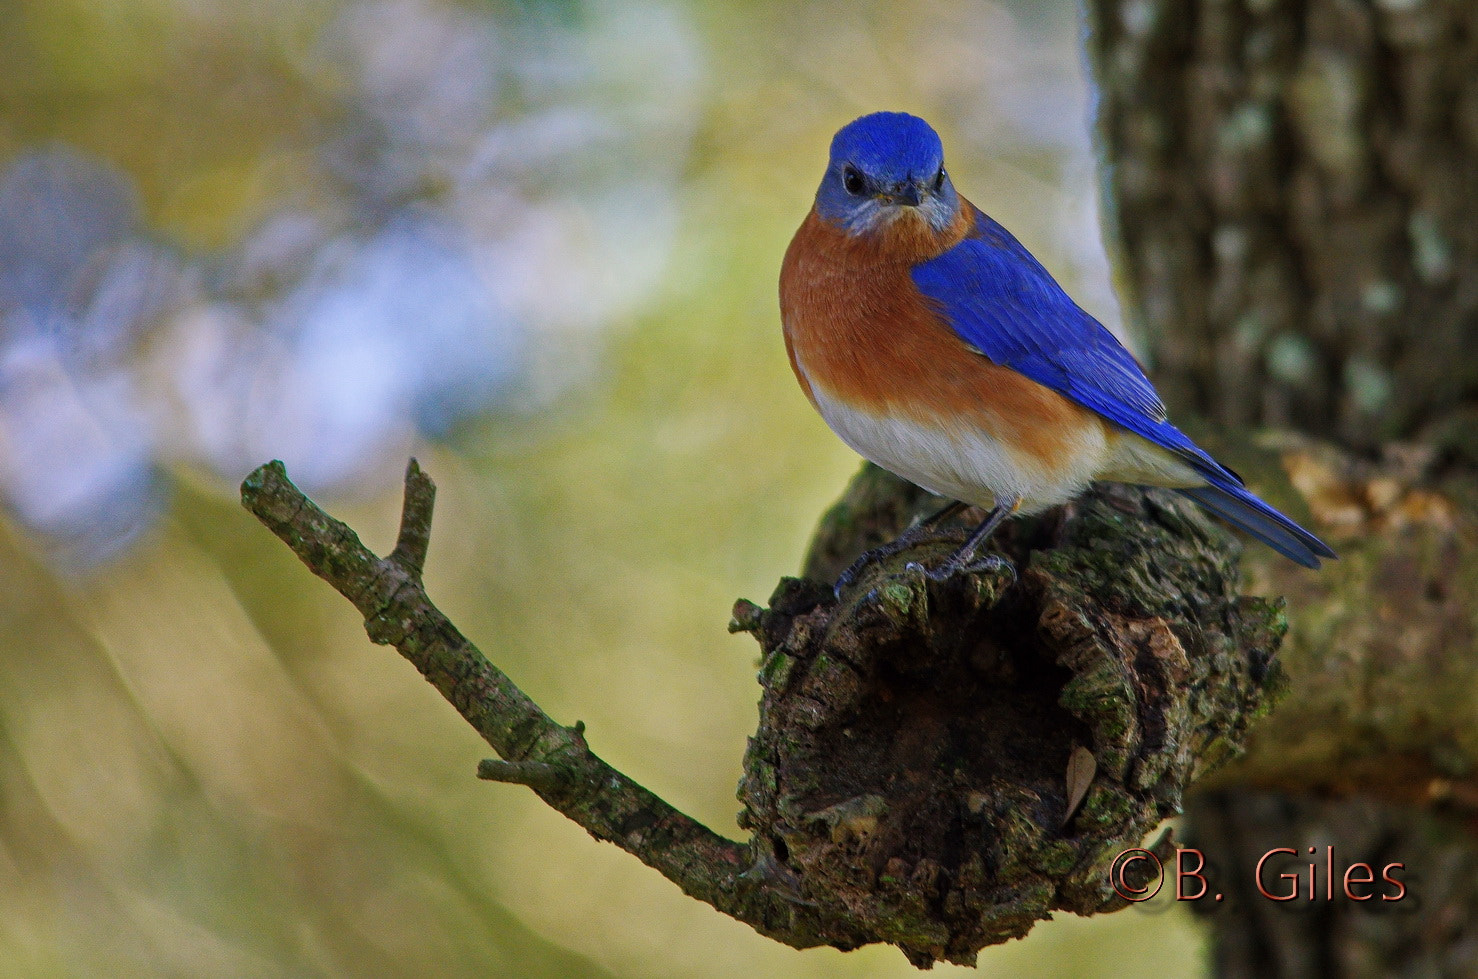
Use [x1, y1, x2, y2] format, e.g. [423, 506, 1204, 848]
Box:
[1088, 0, 1478, 973]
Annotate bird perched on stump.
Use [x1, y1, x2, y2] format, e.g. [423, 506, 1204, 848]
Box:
[780, 111, 1333, 588]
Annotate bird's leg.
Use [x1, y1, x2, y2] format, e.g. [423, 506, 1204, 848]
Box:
[832, 500, 970, 597]
[918, 496, 1021, 582]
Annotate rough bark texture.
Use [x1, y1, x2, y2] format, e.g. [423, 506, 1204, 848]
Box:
[1089, 0, 1478, 973]
[732, 469, 1284, 967]
[1089, 0, 1478, 458]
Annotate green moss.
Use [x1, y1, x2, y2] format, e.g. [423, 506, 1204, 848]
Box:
[757, 649, 796, 690]
[1078, 786, 1135, 830]
[1030, 840, 1080, 876]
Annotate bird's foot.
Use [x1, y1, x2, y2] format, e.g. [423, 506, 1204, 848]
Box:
[831, 501, 977, 599]
[833, 526, 941, 598]
[834, 540, 908, 598]
[955, 551, 1016, 583]
[908, 550, 1015, 585]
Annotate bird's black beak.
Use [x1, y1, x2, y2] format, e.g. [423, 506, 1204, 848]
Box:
[881, 181, 923, 207]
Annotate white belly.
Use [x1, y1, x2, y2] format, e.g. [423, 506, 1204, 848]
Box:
[808, 382, 1109, 514]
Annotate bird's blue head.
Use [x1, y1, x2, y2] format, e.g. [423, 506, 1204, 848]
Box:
[814, 112, 959, 236]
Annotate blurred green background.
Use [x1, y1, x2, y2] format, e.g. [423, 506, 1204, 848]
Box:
[0, 0, 1208, 974]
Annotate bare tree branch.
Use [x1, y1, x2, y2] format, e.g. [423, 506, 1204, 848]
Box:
[389, 458, 435, 582]
[242, 456, 1291, 967]
[239, 460, 785, 935]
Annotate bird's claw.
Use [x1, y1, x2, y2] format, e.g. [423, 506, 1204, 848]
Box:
[833, 538, 917, 598]
[963, 552, 1014, 579]
[833, 561, 865, 600]
[831, 501, 978, 599]
[923, 550, 1015, 584]
[923, 562, 956, 583]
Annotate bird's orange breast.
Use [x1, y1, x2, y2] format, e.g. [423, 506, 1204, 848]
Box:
[779, 204, 1103, 477]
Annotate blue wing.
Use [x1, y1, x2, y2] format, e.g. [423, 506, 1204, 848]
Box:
[912, 207, 1233, 482]
[912, 207, 1334, 567]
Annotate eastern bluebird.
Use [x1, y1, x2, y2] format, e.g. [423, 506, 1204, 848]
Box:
[780, 112, 1334, 587]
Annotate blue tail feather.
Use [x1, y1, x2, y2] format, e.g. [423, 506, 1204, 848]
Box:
[1177, 484, 1335, 569]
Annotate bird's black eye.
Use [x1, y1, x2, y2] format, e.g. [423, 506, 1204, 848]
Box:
[933, 167, 946, 192]
[842, 166, 865, 196]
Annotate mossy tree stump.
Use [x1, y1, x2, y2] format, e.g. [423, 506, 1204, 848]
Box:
[729, 464, 1285, 966]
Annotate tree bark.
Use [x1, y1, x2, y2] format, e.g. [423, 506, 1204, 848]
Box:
[1088, 0, 1478, 972]
[1088, 0, 1478, 455]
[734, 472, 1284, 966]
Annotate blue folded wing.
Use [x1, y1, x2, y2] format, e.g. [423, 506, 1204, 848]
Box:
[912, 207, 1335, 567]
[911, 207, 1233, 485]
